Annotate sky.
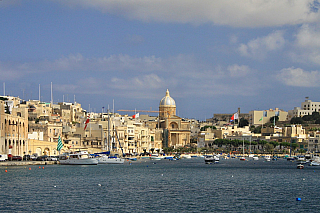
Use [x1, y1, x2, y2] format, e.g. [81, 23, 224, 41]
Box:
[1, 0, 320, 120]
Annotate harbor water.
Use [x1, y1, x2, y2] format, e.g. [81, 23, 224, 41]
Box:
[1, 158, 320, 212]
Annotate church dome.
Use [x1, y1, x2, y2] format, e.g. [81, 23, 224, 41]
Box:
[159, 89, 176, 107]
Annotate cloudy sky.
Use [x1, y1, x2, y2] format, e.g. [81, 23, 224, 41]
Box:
[1, 0, 320, 120]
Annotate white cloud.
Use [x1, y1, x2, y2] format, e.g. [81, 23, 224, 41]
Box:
[227, 64, 250, 77]
[238, 30, 285, 59]
[295, 24, 320, 48]
[0, 54, 263, 97]
[111, 74, 164, 90]
[57, 0, 320, 27]
[276, 67, 320, 87]
[290, 24, 320, 65]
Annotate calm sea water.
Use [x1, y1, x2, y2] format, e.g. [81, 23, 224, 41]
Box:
[0, 157, 319, 212]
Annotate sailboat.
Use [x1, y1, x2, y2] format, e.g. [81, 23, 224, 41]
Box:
[240, 139, 246, 161]
[97, 109, 124, 164]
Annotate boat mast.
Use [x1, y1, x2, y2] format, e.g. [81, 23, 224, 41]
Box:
[243, 138, 245, 156]
[108, 106, 110, 152]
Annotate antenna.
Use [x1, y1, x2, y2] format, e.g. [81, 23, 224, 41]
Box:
[51, 82, 53, 105]
[3, 82, 5, 96]
[39, 84, 40, 102]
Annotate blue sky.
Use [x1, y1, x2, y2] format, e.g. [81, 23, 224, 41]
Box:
[1, 0, 320, 120]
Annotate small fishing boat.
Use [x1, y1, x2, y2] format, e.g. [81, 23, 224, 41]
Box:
[204, 155, 215, 164]
[297, 164, 304, 169]
[182, 154, 191, 159]
[204, 155, 219, 164]
[150, 154, 162, 160]
[239, 156, 246, 161]
[264, 155, 271, 161]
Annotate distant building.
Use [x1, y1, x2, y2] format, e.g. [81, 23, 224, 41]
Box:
[249, 108, 288, 126]
[288, 98, 320, 120]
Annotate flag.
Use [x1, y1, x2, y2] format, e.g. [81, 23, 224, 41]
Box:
[57, 136, 63, 151]
[230, 113, 238, 122]
[84, 115, 90, 130]
[230, 114, 234, 122]
[263, 111, 267, 117]
[259, 116, 263, 121]
[234, 113, 239, 119]
[132, 113, 139, 119]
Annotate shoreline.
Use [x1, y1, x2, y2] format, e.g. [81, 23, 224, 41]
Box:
[0, 161, 58, 166]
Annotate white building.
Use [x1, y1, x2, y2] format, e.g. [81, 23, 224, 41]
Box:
[288, 98, 320, 119]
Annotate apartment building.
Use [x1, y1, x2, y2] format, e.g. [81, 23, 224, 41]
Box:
[288, 98, 320, 119]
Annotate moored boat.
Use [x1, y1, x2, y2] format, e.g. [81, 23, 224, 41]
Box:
[264, 155, 271, 161]
[97, 155, 124, 164]
[297, 164, 304, 169]
[59, 150, 98, 165]
[182, 154, 192, 159]
[204, 155, 214, 164]
[253, 156, 259, 161]
[239, 156, 246, 161]
[204, 155, 219, 164]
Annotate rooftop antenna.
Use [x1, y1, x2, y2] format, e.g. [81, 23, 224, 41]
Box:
[3, 82, 5, 96]
[51, 82, 53, 105]
[39, 84, 41, 102]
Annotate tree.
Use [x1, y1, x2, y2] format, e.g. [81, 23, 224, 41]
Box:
[265, 143, 274, 153]
[239, 118, 249, 127]
[269, 116, 279, 124]
[200, 125, 216, 131]
[251, 125, 262, 133]
[269, 141, 279, 149]
[290, 117, 304, 124]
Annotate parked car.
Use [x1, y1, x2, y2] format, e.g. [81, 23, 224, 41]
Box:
[0, 154, 8, 161]
[23, 155, 31, 161]
[36, 155, 48, 161]
[30, 155, 37, 160]
[12, 156, 22, 161]
[47, 156, 58, 161]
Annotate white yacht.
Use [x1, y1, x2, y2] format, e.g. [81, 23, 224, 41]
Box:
[59, 150, 98, 165]
[98, 155, 124, 164]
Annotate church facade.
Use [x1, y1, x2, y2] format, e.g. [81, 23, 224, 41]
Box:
[158, 90, 191, 148]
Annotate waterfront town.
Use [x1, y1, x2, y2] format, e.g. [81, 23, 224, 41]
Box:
[0, 88, 319, 161]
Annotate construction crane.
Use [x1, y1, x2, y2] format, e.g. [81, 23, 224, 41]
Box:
[117, 109, 172, 146]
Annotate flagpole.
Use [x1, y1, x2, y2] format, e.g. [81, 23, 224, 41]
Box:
[261, 112, 263, 134]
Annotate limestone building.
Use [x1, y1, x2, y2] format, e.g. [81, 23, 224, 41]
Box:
[158, 89, 190, 148]
[0, 96, 28, 156]
[288, 98, 320, 119]
[249, 108, 288, 126]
